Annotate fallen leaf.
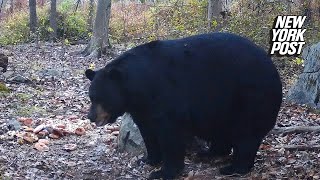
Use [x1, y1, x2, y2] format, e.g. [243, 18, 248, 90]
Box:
[75, 127, 86, 136]
[23, 132, 38, 143]
[19, 117, 33, 126]
[49, 133, 60, 139]
[33, 124, 46, 133]
[38, 139, 50, 145]
[63, 144, 77, 152]
[34, 142, 49, 151]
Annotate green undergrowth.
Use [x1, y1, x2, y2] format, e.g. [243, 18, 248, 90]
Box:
[0, 0, 90, 45]
[0, 83, 10, 93]
[0, 0, 319, 50]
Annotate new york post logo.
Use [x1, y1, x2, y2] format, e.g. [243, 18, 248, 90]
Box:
[270, 16, 306, 56]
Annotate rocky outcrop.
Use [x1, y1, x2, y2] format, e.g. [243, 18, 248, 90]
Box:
[287, 42, 320, 108]
[118, 113, 146, 155]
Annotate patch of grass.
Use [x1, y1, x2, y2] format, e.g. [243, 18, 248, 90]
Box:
[0, 83, 10, 93]
[16, 93, 32, 102]
[17, 105, 47, 117]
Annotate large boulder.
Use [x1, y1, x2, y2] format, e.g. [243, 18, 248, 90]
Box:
[117, 113, 146, 155]
[286, 42, 320, 107]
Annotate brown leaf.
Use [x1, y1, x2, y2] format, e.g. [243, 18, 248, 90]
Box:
[34, 142, 49, 151]
[75, 127, 86, 136]
[18, 117, 33, 126]
[23, 132, 38, 143]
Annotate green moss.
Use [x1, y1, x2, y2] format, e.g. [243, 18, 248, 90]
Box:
[0, 83, 10, 93]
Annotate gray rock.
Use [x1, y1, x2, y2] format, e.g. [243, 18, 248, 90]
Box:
[2, 71, 14, 79]
[118, 113, 146, 155]
[287, 42, 320, 107]
[38, 69, 62, 78]
[7, 74, 31, 83]
[0, 119, 21, 135]
[7, 118, 21, 131]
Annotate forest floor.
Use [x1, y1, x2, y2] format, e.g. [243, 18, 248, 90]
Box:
[0, 43, 320, 180]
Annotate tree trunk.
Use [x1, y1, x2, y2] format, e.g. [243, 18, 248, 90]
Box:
[0, 0, 3, 14]
[9, 0, 13, 13]
[50, 0, 57, 41]
[207, 0, 233, 29]
[74, 0, 81, 12]
[82, 0, 111, 57]
[29, 0, 37, 34]
[87, 0, 95, 33]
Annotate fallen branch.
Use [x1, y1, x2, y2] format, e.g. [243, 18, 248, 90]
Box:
[270, 126, 320, 135]
[275, 145, 320, 151]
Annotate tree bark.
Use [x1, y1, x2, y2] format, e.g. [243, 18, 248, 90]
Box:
[74, 0, 81, 12]
[9, 0, 13, 13]
[0, 0, 3, 14]
[82, 0, 111, 57]
[50, 0, 58, 41]
[29, 0, 37, 34]
[207, 0, 233, 29]
[87, 0, 95, 33]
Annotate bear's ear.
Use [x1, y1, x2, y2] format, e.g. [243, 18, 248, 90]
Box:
[85, 69, 96, 81]
[109, 68, 126, 82]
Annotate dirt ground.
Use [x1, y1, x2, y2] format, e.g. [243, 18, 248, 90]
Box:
[0, 43, 319, 180]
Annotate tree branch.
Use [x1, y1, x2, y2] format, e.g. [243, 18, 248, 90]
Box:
[270, 126, 320, 135]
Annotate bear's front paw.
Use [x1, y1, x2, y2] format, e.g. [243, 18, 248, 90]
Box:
[219, 164, 251, 176]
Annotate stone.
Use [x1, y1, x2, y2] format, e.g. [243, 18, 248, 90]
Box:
[118, 113, 146, 155]
[38, 69, 61, 78]
[7, 119, 21, 131]
[63, 144, 77, 152]
[7, 74, 32, 84]
[287, 42, 320, 108]
[2, 71, 14, 79]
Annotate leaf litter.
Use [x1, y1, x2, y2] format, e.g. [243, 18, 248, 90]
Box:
[0, 43, 319, 179]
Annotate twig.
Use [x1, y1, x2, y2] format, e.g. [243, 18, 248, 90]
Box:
[270, 126, 320, 135]
[275, 145, 320, 151]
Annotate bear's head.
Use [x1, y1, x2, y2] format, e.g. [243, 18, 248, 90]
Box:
[85, 68, 126, 126]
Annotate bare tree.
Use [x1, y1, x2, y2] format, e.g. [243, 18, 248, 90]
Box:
[207, 0, 233, 29]
[0, 0, 4, 13]
[50, 0, 57, 41]
[87, 0, 95, 33]
[9, 0, 13, 13]
[82, 0, 111, 57]
[74, 0, 81, 12]
[29, 0, 37, 34]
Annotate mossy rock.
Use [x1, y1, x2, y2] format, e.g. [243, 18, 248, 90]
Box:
[0, 83, 10, 92]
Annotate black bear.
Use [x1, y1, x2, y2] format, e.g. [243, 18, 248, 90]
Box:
[85, 32, 282, 179]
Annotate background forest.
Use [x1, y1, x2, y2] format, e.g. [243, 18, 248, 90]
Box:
[1, 0, 320, 179]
